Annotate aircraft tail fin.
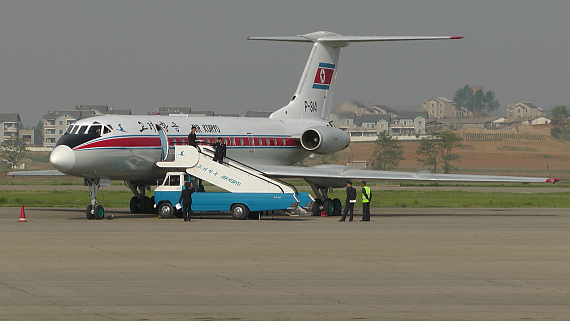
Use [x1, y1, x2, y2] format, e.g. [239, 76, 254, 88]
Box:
[248, 31, 462, 122]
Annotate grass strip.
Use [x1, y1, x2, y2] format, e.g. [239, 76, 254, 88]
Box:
[1, 189, 569, 208]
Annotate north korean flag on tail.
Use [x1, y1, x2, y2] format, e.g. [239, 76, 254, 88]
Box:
[312, 62, 335, 90]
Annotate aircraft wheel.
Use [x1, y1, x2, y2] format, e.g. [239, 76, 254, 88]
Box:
[158, 202, 175, 219]
[86, 205, 95, 220]
[141, 196, 152, 214]
[94, 205, 105, 220]
[230, 204, 249, 220]
[332, 198, 342, 216]
[129, 196, 140, 214]
[323, 198, 333, 216]
[312, 199, 323, 216]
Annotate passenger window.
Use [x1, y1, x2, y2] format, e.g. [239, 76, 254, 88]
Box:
[273, 138, 277, 146]
[77, 125, 88, 134]
[88, 125, 102, 135]
[266, 138, 270, 146]
[240, 138, 244, 146]
[231, 138, 235, 146]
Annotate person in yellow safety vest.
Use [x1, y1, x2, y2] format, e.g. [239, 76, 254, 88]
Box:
[361, 181, 371, 221]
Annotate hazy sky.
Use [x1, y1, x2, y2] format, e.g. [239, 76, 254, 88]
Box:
[1, 1, 569, 127]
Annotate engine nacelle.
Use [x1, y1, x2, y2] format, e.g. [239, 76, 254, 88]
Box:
[300, 126, 351, 155]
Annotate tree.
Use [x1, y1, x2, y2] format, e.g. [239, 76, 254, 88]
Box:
[551, 105, 568, 124]
[453, 85, 473, 115]
[437, 131, 462, 174]
[482, 91, 500, 115]
[1, 136, 27, 170]
[370, 131, 405, 171]
[453, 84, 499, 115]
[415, 133, 439, 173]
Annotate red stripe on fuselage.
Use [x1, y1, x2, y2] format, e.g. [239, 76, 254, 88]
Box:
[74, 135, 298, 150]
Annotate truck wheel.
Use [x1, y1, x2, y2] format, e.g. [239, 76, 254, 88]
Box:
[230, 204, 249, 220]
[158, 202, 175, 219]
[312, 199, 323, 216]
[332, 198, 342, 216]
[129, 196, 140, 214]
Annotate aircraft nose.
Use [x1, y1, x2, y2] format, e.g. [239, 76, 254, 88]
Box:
[50, 145, 76, 173]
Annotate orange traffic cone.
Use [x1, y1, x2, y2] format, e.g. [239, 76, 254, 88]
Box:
[19, 206, 27, 222]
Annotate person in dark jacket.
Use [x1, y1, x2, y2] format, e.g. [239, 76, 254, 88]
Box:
[339, 181, 357, 222]
[212, 137, 227, 164]
[178, 181, 195, 222]
[188, 126, 198, 147]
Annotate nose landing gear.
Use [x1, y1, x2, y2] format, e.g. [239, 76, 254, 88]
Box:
[85, 178, 105, 220]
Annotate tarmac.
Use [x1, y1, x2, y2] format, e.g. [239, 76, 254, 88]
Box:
[0, 206, 568, 320]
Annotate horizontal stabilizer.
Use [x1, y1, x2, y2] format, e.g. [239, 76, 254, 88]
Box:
[5, 169, 66, 176]
[248, 31, 463, 47]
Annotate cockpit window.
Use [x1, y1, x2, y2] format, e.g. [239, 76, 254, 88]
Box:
[70, 126, 79, 134]
[103, 125, 112, 134]
[77, 125, 88, 134]
[88, 125, 102, 136]
[64, 125, 74, 135]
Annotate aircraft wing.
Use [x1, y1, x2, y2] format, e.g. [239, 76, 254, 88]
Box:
[4, 169, 66, 176]
[254, 164, 558, 186]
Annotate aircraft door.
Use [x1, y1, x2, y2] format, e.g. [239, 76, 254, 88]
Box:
[156, 125, 169, 161]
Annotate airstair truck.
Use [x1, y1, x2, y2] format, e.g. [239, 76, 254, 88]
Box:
[154, 145, 313, 220]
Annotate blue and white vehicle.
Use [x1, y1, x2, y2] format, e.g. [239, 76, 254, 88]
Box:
[153, 145, 313, 220]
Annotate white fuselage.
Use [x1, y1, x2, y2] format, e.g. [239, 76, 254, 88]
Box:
[50, 114, 327, 182]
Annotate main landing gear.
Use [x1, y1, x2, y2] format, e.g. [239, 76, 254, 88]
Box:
[309, 183, 342, 217]
[85, 178, 105, 220]
[125, 181, 157, 215]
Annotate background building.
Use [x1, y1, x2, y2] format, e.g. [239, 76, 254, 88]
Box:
[422, 97, 457, 119]
[507, 102, 546, 119]
[0, 113, 22, 143]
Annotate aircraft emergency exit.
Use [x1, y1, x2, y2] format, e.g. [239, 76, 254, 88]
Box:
[6, 31, 559, 219]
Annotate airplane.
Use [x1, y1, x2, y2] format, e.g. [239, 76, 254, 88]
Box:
[6, 31, 559, 218]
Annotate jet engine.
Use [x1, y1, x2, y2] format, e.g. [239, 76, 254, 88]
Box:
[300, 126, 350, 155]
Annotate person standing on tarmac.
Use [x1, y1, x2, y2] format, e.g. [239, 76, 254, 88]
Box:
[361, 180, 371, 221]
[188, 126, 198, 147]
[339, 181, 357, 222]
[212, 137, 227, 164]
[178, 181, 195, 222]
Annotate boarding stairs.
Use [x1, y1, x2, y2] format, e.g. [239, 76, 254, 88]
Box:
[156, 145, 297, 194]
